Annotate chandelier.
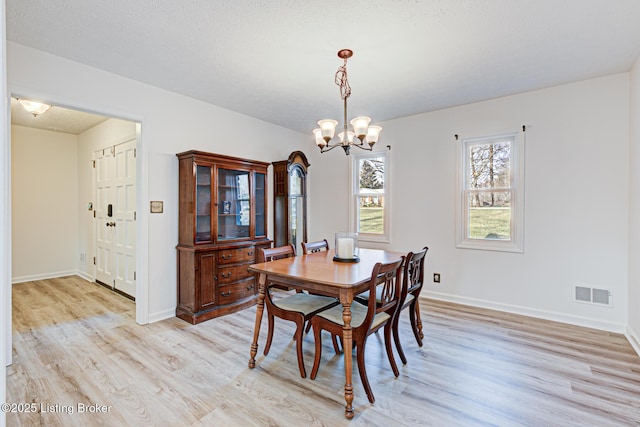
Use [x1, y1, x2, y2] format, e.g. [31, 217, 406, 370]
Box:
[313, 49, 382, 155]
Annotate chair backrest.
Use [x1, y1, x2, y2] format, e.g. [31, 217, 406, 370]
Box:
[258, 245, 296, 263]
[403, 247, 428, 297]
[363, 258, 404, 329]
[301, 239, 329, 255]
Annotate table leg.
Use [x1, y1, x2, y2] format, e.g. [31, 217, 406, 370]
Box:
[341, 296, 355, 419]
[249, 273, 267, 369]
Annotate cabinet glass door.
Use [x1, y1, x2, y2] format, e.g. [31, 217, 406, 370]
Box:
[255, 172, 266, 237]
[195, 165, 212, 242]
[217, 168, 251, 240]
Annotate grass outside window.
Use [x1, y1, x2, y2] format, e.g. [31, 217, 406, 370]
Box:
[468, 207, 511, 240]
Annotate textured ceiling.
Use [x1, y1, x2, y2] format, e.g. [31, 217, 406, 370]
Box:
[10, 97, 109, 135]
[7, 1, 640, 134]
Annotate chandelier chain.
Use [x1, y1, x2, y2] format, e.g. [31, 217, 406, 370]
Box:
[335, 63, 351, 101]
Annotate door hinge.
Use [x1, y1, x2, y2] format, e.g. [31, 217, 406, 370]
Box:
[134, 271, 136, 281]
[93, 256, 96, 265]
[92, 160, 96, 168]
[93, 210, 96, 218]
[134, 211, 136, 220]
[134, 148, 137, 158]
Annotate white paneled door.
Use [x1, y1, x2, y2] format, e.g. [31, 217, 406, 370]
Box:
[95, 139, 136, 298]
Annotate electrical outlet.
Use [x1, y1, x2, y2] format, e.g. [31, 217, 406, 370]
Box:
[433, 273, 441, 283]
[80, 252, 86, 265]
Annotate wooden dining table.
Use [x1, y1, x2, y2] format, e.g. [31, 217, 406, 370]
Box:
[247, 248, 405, 419]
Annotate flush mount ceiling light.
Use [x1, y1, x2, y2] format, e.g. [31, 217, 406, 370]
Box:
[17, 98, 52, 117]
[313, 49, 382, 155]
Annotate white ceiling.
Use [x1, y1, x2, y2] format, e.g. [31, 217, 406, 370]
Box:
[6, 1, 640, 134]
[10, 97, 109, 135]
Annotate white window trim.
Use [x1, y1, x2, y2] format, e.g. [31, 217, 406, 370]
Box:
[456, 131, 525, 253]
[350, 149, 391, 243]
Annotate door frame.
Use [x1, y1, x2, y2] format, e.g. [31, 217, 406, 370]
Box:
[4, 87, 150, 367]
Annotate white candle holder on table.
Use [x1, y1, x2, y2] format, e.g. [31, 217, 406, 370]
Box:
[334, 232, 359, 263]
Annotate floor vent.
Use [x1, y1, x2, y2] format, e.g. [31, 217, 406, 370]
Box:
[574, 285, 612, 306]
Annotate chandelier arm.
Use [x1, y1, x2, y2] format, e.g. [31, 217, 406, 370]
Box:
[319, 143, 345, 153]
[351, 143, 373, 152]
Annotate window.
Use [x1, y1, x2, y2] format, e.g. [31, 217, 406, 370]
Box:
[351, 151, 389, 242]
[457, 132, 524, 252]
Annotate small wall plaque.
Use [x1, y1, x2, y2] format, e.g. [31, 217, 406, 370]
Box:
[150, 201, 164, 213]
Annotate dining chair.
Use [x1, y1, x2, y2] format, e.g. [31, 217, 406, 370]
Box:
[300, 239, 331, 333]
[258, 245, 339, 378]
[301, 239, 329, 254]
[309, 257, 405, 403]
[393, 247, 428, 365]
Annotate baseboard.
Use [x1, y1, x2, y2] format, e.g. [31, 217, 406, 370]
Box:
[12, 270, 79, 284]
[148, 308, 176, 324]
[422, 290, 627, 334]
[626, 326, 640, 357]
[75, 271, 94, 283]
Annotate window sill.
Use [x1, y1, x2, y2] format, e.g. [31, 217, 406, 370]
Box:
[456, 239, 523, 253]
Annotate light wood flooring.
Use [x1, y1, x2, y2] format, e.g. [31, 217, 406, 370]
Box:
[6, 276, 640, 426]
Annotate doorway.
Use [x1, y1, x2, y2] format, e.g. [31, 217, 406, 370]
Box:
[10, 97, 139, 299]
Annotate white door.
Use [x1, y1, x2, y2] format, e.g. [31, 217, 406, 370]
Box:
[95, 139, 136, 298]
[95, 146, 115, 287]
[113, 140, 136, 297]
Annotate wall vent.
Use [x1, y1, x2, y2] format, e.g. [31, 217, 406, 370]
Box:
[574, 284, 612, 306]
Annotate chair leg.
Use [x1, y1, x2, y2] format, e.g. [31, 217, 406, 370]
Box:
[264, 312, 275, 356]
[385, 323, 400, 377]
[304, 320, 312, 334]
[409, 300, 423, 346]
[393, 313, 407, 365]
[415, 301, 424, 341]
[294, 320, 307, 378]
[356, 341, 375, 403]
[310, 320, 323, 380]
[331, 333, 342, 354]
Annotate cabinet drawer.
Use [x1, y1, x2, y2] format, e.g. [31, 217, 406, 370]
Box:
[217, 264, 253, 284]
[218, 247, 256, 265]
[218, 279, 256, 305]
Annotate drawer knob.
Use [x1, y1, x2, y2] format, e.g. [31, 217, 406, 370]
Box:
[221, 291, 231, 297]
[246, 284, 254, 291]
[247, 251, 254, 256]
[222, 254, 232, 260]
[221, 272, 231, 279]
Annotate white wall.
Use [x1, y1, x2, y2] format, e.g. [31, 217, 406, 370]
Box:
[1, 1, 9, 424]
[311, 74, 630, 332]
[77, 118, 137, 281]
[7, 42, 305, 323]
[11, 126, 79, 282]
[628, 57, 640, 353]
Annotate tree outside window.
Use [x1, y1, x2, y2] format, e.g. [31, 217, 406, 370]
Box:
[467, 139, 511, 240]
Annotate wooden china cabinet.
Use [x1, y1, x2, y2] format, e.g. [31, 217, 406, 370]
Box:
[272, 151, 309, 255]
[176, 150, 271, 324]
